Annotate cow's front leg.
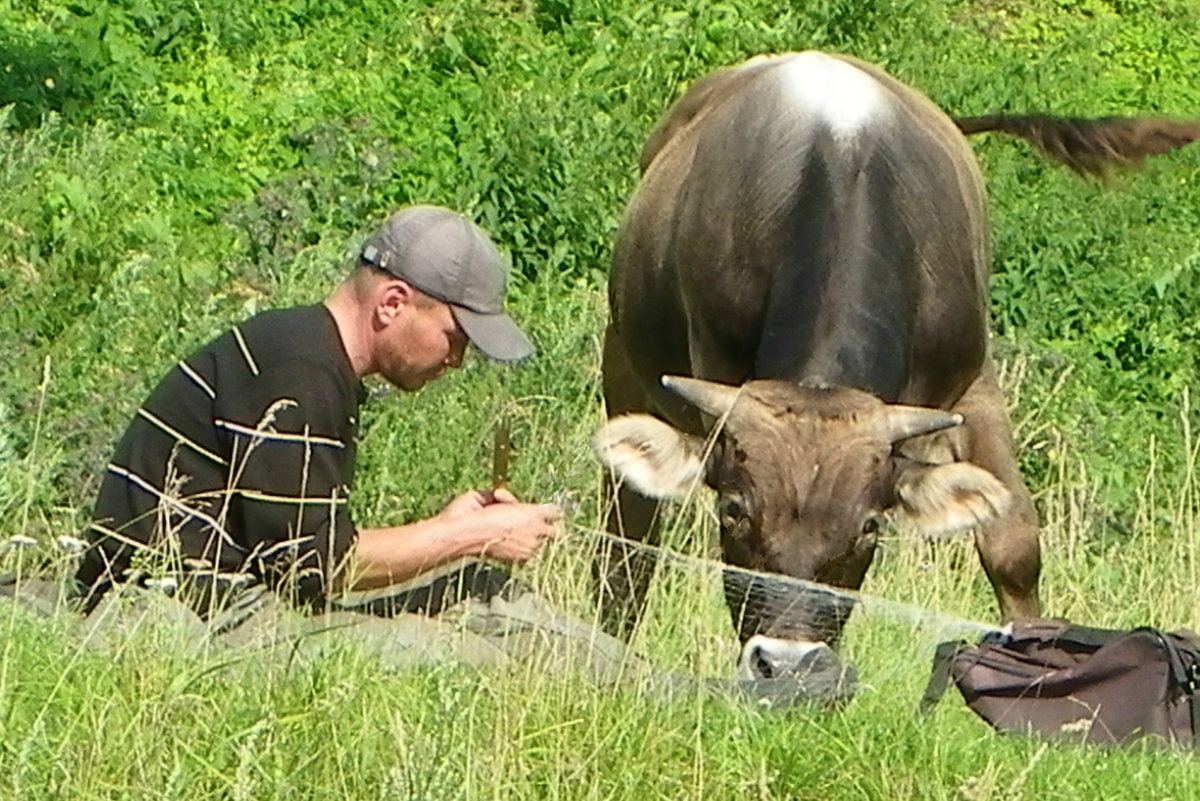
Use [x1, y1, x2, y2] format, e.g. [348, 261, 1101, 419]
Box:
[595, 322, 665, 638]
[594, 478, 663, 638]
[950, 361, 1042, 621]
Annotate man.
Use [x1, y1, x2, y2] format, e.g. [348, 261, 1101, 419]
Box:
[69, 205, 848, 704]
[78, 205, 561, 612]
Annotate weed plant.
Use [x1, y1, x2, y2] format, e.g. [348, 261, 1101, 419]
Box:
[2, 0, 1200, 797]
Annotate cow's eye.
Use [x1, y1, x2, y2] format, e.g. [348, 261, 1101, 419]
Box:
[718, 496, 747, 526]
[861, 515, 882, 536]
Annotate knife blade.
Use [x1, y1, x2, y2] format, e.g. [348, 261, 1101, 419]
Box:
[492, 419, 512, 490]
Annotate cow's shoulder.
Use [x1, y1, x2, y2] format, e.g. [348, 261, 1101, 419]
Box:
[638, 54, 787, 174]
[637, 51, 927, 175]
[827, 54, 969, 145]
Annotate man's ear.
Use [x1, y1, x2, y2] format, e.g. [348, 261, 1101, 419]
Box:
[375, 279, 414, 327]
[892, 462, 1011, 537]
[592, 415, 709, 499]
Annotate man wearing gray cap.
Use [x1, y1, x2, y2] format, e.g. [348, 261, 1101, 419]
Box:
[65, 205, 847, 703]
[79, 205, 561, 613]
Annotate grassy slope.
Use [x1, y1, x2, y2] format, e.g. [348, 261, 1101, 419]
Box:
[2, 0, 1200, 797]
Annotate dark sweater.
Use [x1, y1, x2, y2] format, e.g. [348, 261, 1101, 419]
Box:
[79, 304, 366, 607]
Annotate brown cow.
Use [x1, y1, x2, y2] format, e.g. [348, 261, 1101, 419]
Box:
[592, 51, 1200, 680]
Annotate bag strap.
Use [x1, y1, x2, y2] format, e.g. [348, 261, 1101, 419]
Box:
[1054, 623, 1129, 648]
[1192, 674, 1200, 749]
[1162, 633, 1200, 749]
[1142, 628, 1200, 749]
[918, 640, 966, 715]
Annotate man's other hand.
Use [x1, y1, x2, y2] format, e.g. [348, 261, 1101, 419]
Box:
[475, 500, 562, 565]
[438, 486, 523, 518]
[438, 488, 562, 565]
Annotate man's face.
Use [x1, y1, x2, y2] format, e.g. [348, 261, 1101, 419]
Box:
[378, 294, 468, 391]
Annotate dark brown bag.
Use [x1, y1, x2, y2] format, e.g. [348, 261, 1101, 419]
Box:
[921, 620, 1200, 749]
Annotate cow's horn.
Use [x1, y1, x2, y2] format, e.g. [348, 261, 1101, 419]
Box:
[882, 405, 963, 443]
[661, 375, 742, 418]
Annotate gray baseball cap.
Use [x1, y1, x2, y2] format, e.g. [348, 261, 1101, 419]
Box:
[359, 205, 534, 362]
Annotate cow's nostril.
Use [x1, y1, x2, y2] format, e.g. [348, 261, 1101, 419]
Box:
[737, 635, 844, 682]
[752, 646, 775, 679]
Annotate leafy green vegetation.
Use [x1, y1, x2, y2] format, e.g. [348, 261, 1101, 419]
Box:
[2, 0, 1200, 797]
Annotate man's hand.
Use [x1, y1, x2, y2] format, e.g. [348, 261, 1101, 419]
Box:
[438, 486, 519, 519]
[474, 500, 562, 565]
[347, 489, 563, 592]
[438, 488, 562, 565]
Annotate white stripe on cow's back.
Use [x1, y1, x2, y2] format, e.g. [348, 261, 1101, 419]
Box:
[773, 51, 886, 138]
[215, 418, 346, 449]
[232, 326, 260, 376]
[178, 359, 216, 400]
[137, 408, 229, 467]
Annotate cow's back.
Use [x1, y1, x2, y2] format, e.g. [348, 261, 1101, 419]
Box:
[611, 52, 992, 431]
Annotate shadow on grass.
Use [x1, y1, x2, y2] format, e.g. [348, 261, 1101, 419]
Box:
[0, 34, 97, 129]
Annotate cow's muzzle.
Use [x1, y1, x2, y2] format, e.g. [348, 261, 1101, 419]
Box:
[736, 635, 839, 680]
[733, 635, 857, 705]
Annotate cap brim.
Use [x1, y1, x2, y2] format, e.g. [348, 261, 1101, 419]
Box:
[451, 306, 535, 363]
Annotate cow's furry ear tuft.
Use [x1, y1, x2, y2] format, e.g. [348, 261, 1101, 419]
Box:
[892, 462, 1011, 537]
[591, 415, 708, 500]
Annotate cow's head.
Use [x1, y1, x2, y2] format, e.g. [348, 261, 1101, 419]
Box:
[593, 375, 1010, 679]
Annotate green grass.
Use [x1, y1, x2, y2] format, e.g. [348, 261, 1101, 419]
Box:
[4, 311, 1200, 800]
[3, 0, 1200, 797]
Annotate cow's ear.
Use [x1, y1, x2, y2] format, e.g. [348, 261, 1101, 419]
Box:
[592, 415, 709, 499]
[892, 462, 1011, 536]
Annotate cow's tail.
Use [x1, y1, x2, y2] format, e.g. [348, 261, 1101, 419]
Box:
[953, 113, 1200, 176]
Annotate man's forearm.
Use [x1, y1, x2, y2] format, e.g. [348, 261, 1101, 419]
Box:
[338, 516, 482, 592]
[334, 495, 561, 593]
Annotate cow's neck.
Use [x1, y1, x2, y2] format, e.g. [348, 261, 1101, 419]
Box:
[751, 147, 916, 401]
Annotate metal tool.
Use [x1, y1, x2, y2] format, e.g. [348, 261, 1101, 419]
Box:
[492, 419, 512, 490]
